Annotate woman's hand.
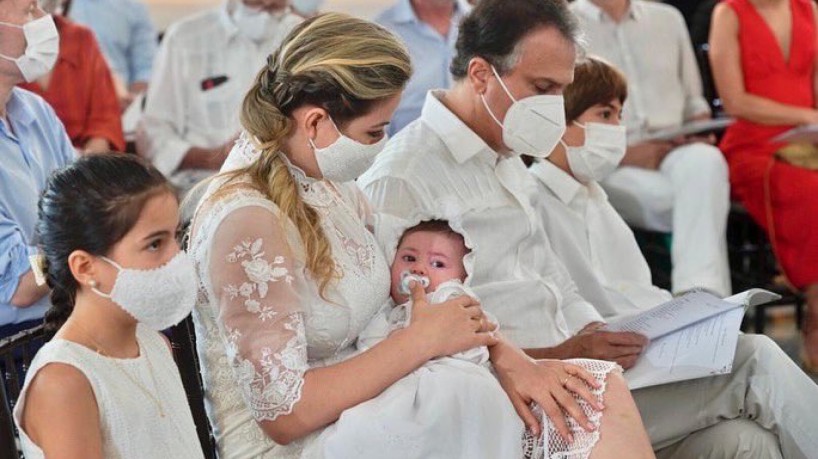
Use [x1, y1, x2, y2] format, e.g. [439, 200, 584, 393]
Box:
[491, 337, 605, 444]
[406, 281, 497, 359]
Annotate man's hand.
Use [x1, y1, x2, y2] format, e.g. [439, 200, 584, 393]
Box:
[560, 328, 648, 369]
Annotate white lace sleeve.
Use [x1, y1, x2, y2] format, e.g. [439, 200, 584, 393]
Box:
[208, 204, 309, 422]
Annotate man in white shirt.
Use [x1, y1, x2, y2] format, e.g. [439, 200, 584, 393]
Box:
[360, 1, 818, 456]
[136, 0, 300, 193]
[569, 0, 732, 298]
[528, 55, 818, 459]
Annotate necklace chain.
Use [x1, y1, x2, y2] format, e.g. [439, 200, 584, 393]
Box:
[71, 322, 166, 418]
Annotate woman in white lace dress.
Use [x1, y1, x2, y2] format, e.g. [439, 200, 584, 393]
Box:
[188, 13, 653, 459]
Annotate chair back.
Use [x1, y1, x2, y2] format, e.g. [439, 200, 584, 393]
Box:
[697, 43, 724, 117]
[0, 325, 46, 459]
[169, 315, 217, 459]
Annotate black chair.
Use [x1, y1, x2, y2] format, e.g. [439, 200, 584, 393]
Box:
[727, 203, 805, 333]
[632, 228, 673, 292]
[169, 315, 217, 459]
[0, 324, 47, 459]
[697, 42, 725, 118]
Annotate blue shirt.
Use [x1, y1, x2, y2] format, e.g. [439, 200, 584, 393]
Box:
[69, 0, 157, 85]
[0, 88, 76, 326]
[376, 0, 469, 135]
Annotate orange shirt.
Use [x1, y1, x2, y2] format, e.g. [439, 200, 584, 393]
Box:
[20, 16, 125, 152]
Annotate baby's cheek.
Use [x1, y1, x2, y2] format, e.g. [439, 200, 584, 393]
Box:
[426, 271, 451, 293]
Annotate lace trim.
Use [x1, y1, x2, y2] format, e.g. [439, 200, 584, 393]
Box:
[225, 315, 309, 422]
[523, 359, 620, 459]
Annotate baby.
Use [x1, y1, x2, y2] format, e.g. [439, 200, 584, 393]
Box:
[308, 220, 528, 458]
[357, 219, 489, 363]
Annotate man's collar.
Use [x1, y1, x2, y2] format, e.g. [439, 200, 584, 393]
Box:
[385, 0, 419, 24]
[6, 88, 36, 129]
[420, 90, 497, 165]
[385, 0, 471, 25]
[218, 0, 240, 40]
[573, 0, 642, 22]
[529, 158, 588, 205]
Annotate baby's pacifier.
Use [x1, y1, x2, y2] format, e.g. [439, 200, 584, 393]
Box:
[398, 271, 430, 295]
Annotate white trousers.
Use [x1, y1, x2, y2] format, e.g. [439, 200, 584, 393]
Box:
[634, 335, 818, 458]
[602, 143, 732, 296]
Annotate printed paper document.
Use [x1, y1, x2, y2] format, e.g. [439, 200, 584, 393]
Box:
[605, 290, 780, 389]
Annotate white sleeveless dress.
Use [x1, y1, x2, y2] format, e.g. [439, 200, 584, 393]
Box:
[12, 325, 204, 459]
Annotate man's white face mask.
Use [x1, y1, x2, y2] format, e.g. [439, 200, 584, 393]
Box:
[290, 0, 324, 16]
[480, 65, 567, 158]
[0, 14, 59, 82]
[232, 1, 285, 43]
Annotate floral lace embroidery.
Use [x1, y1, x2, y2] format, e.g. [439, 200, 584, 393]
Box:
[224, 238, 295, 321]
[222, 237, 308, 422]
[224, 315, 309, 422]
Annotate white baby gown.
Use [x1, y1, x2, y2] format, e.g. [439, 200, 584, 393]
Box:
[305, 280, 528, 459]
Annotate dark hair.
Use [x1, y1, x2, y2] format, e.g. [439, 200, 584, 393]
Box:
[450, 0, 581, 79]
[397, 220, 468, 251]
[564, 56, 628, 123]
[36, 154, 174, 332]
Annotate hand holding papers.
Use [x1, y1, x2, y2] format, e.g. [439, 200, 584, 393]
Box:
[605, 290, 780, 389]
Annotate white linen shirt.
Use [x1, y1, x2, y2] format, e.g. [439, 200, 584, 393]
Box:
[570, 0, 710, 137]
[529, 159, 672, 319]
[359, 91, 603, 349]
[137, 4, 300, 190]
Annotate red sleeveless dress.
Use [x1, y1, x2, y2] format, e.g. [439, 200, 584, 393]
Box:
[719, 0, 818, 288]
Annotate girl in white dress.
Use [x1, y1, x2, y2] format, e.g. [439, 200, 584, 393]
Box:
[189, 12, 653, 459]
[13, 154, 204, 459]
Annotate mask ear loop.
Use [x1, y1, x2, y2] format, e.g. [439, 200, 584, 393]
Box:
[308, 112, 344, 150]
[0, 21, 23, 29]
[561, 121, 588, 149]
[0, 21, 24, 62]
[481, 65, 518, 128]
[490, 65, 518, 103]
[90, 257, 123, 298]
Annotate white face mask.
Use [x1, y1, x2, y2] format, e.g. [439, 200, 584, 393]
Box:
[232, 2, 284, 43]
[0, 15, 59, 82]
[91, 251, 197, 330]
[291, 0, 324, 15]
[481, 65, 566, 158]
[562, 121, 627, 184]
[309, 117, 387, 182]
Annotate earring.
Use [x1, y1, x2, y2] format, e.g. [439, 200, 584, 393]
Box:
[89, 280, 98, 288]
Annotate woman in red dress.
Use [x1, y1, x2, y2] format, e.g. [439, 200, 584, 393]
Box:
[710, 0, 818, 370]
